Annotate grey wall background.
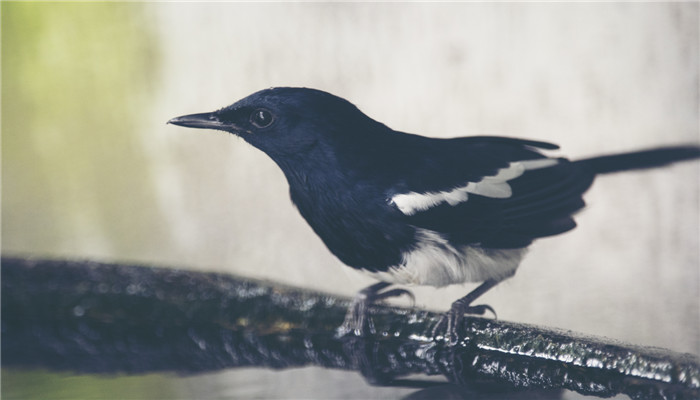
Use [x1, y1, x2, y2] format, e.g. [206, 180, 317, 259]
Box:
[4, 2, 698, 398]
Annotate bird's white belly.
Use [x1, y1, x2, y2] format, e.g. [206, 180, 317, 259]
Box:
[364, 228, 528, 287]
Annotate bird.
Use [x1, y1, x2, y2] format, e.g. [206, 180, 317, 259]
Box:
[169, 87, 700, 343]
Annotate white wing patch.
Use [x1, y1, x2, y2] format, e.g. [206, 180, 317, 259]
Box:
[390, 158, 559, 216]
[363, 228, 528, 287]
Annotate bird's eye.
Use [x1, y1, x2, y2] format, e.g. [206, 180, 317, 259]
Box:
[250, 109, 274, 128]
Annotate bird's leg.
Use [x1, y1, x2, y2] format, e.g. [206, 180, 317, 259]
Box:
[337, 282, 414, 337]
[433, 279, 501, 345]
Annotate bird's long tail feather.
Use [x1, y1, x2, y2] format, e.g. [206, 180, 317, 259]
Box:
[574, 145, 700, 174]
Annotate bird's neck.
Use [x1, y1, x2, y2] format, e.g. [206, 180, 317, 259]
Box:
[273, 141, 349, 192]
[271, 122, 404, 200]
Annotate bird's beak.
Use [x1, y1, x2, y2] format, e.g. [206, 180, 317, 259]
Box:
[167, 112, 229, 130]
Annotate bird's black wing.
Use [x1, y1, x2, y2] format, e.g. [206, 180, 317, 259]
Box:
[386, 136, 596, 249]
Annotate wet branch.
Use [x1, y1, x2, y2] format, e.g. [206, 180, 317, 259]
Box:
[2, 256, 698, 399]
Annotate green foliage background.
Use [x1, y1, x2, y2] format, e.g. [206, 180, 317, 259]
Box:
[3, 3, 174, 399]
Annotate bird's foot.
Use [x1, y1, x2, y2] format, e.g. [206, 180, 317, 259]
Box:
[337, 282, 414, 337]
[432, 298, 497, 345]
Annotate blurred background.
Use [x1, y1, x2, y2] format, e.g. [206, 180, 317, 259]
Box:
[3, 2, 698, 399]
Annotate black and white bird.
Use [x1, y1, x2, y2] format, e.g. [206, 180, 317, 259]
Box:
[169, 87, 700, 341]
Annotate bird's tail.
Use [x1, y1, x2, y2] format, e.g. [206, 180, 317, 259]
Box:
[574, 145, 700, 175]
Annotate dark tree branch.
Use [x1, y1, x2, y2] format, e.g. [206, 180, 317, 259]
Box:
[2, 256, 698, 399]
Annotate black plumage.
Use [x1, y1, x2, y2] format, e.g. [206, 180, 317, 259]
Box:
[169, 87, 700, 341]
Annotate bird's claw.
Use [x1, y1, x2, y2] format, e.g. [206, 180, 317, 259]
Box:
[432, 301, 497, 345]
[337, 283, 414, 337]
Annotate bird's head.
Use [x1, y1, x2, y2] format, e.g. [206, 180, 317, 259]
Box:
[169, 87, 383, 163]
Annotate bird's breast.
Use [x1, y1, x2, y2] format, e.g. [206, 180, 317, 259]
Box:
[289, 182, 415, 271]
